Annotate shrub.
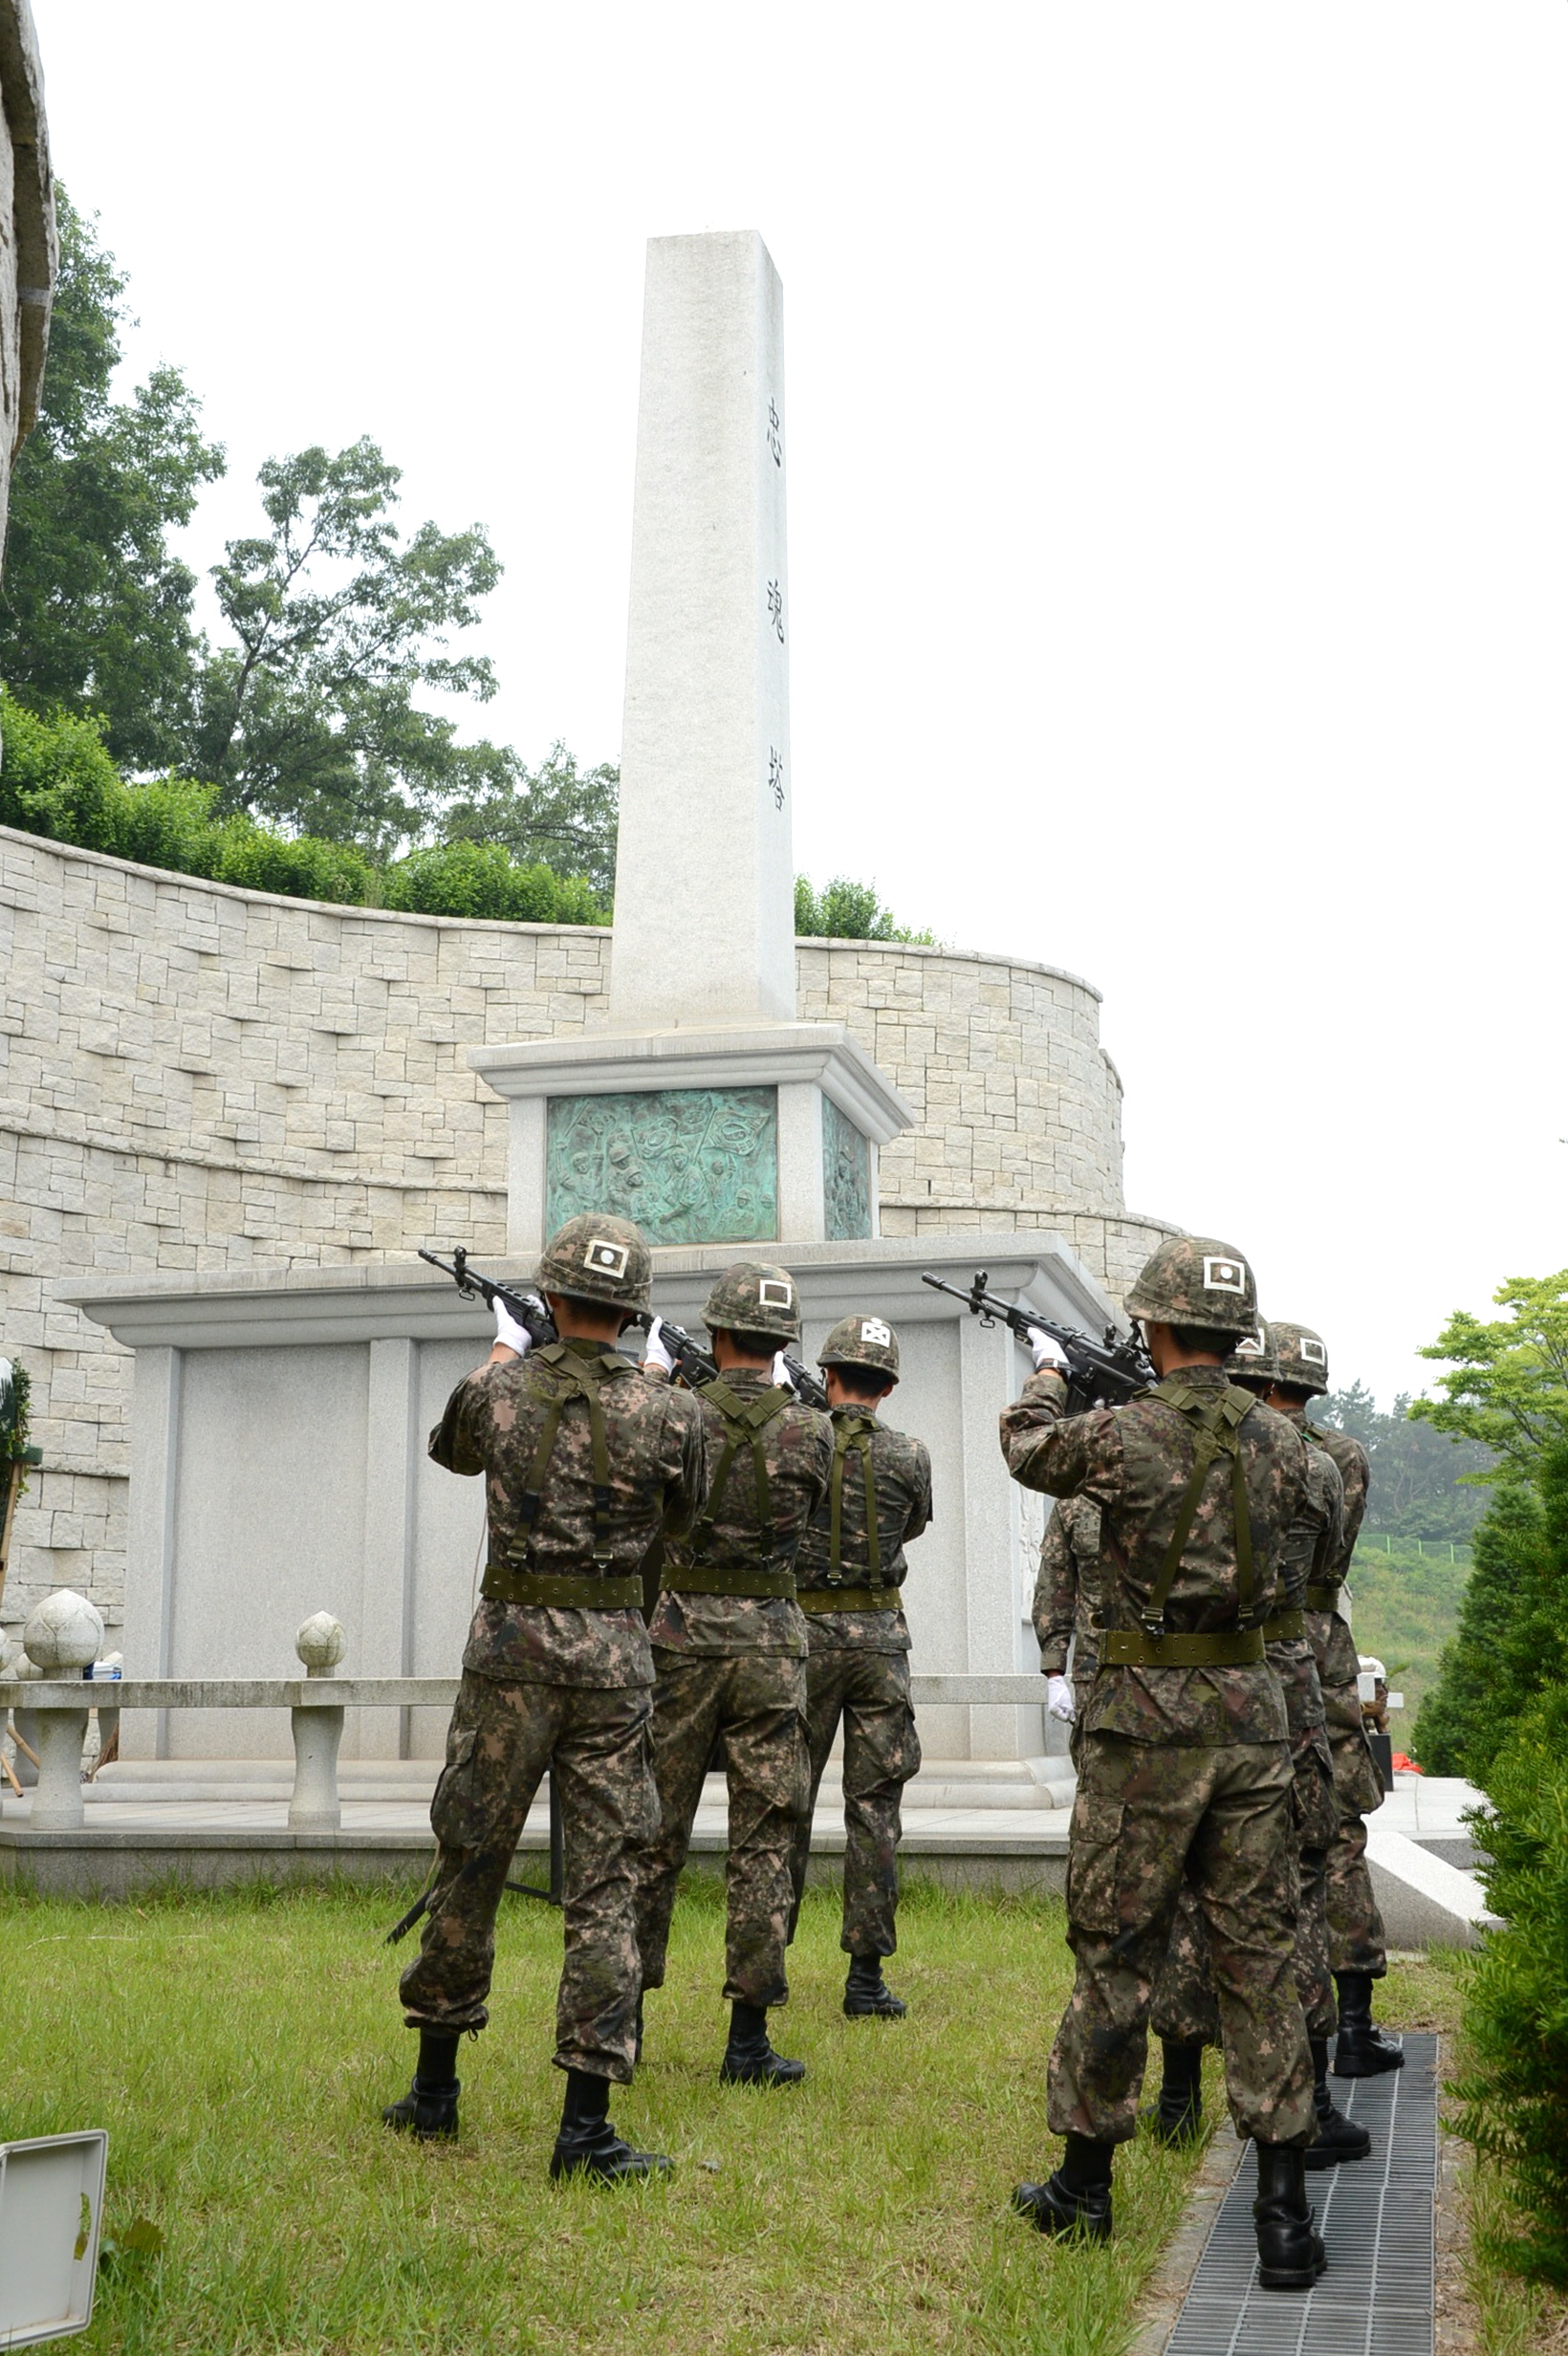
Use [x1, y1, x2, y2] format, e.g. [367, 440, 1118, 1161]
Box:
[0, 694, 608, 925]
[1450, 1681, 1568, 2284]
[380, 840, 605, 925]
[795, 872, 936, 944]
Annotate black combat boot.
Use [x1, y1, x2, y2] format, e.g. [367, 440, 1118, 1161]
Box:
[844, 1954, 907, 2019]
[1013, 2131, 1114, 2242]
[1253, 2143, 1327, 2290]
[1305, 2036, 1371, 2169]
[1142, 2039, 1205, 2144]
[381, 2027, 462, 2141]
[719, 2000, 807, 2086]
[1332, 1972, 1405, 2075]
[549, 2066, 671, 2185]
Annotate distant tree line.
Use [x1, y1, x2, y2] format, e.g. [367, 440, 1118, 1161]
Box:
[1312, 1379, 1493, 1542]
[0, 191, 929, 945]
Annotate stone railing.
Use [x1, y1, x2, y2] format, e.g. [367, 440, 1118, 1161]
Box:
[0, 1672, 1052, 1836]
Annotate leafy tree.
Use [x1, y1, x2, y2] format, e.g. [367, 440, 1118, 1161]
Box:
[1412, 1479, 1550, 1777]
[441, 742, 620, 899]
[795, 873, 936, 944]
[1314, 1378, 1494, 1540]
[1411, 1273, 1568, 1473]
[0, 188, 226, 771]
[1450, 1676, 1568, 2283]
[187, 439, 516, 856]
[381, 840, 604, 926]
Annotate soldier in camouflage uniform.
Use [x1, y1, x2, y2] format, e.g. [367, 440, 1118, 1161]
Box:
[1268, 1321, 1404, 2076]
[1032, 1494, 1103, 1744]
[1148, 1323, 1370, 2171]
[785, 1314, 933, 2018]
[634, 1262, 833, 2086]
[384, 1214, 708, 2184]
[1001, 1237, 1325, 2292]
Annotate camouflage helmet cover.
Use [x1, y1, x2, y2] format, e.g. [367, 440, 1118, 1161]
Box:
[703, 1260, 802, 1343]
[1225, 1320, 1280, 1389]
[817, 1312, 900, 1381]
[534, 1212, 652, 1313]
[1271, 1320, 1331, 1398]
[1123, 1234, 1258, 1337]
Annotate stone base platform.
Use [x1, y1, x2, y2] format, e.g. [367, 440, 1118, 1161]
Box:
[0, 1764, 1494, 1946]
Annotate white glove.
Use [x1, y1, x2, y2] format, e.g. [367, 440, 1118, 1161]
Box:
[1047, 1673, 1076, 1724]
[642, 1315, 678, 1376]
[1026, 1326, 1070, 1373]
[773, 1351, 795, 1390]
[493, 1296, 534, 1357]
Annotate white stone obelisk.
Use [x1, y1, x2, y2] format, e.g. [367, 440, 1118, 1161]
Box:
[608, 230, 795, 1029]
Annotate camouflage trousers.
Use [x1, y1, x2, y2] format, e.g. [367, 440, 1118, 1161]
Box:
[398, 1669, 655, 2083]
[1152, 1840, 1336, 2044]
[786, 1646, 922, 1957]
[1152, 1740, 1338, 2044]
[633, 1649, 809, 2010]
[1050, 1732, 1315, 2147]
[1323, 1686, 1388, 1977]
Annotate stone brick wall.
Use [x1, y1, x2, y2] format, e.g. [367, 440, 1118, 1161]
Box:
[0, 826, 1172, 1636]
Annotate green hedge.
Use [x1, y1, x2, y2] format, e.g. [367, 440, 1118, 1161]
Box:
[0, 695, 609, 925]
[1452, 1682, 1568, 2283]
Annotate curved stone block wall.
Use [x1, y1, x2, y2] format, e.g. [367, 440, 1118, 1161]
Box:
[0, 825, 1173, 1637]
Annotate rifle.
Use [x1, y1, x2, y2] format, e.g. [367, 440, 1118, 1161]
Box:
[921, 1269, 1153, 1413]
[627, 1310, 830, 1411]
[419, 1247, 557, 1349]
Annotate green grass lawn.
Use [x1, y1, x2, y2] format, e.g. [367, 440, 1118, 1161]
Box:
[0, 1876, 1451, 2354]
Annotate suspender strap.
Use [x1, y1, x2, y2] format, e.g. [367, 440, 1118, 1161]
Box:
[688, 1382, 794, 1551]
[828, 1413, 882, 1588]
[502, 1344, 621, 1574]
[1140, 1383, 1258, 1643]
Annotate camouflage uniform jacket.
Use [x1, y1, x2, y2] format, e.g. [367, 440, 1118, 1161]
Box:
[1000, 1364, 1311, 1745]
[1266, 1409, 1342, 1760]
[1032, 1496, 1104, 1679]
[647, 1367, 833, 1659]
[794, 1408, 933, 1655]
[1295, 1412, 1371, 1693]
[429, 1338, 707, 1688]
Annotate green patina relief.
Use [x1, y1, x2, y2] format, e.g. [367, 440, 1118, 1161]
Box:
[822, 1097, 873, 1241]
[546, 1088, 778, 1246]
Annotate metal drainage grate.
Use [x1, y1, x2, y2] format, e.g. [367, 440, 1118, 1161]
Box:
[1165, 2032, 1438, 2356]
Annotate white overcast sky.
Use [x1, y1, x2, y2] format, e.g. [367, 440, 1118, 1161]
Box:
[33, 1, 1568, 1408]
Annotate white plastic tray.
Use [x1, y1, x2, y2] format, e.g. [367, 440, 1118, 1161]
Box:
[0, 2130, 108, 2346]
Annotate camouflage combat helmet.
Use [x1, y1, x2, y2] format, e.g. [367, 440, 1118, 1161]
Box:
[817, 1312, 900, 1383]
[702, 1260, 802, 1343]
[1123, 1234, 1257, 1337]
[1225, 1320, 1280, 1390]
[534, 1213, 652, 1313]
[1271, 1320, 1331, 1398]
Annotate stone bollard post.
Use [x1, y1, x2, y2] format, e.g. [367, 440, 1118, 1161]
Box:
[30, 1704, 89, 1830]
[289, 1613, 346, 1832]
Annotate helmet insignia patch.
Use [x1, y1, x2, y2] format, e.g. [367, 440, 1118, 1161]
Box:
[585, 1237, 630, 1279]
[1299, 1335, 1328, 1365]
[860, 1318, 892, 1346]
[1232, 1332, 1265, 1359]
[1203, 1256, 1247, 1295]
[758, 1277, 794, 1310]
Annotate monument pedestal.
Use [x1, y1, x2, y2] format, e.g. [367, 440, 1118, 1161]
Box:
[470, 1020, 914, 1254]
